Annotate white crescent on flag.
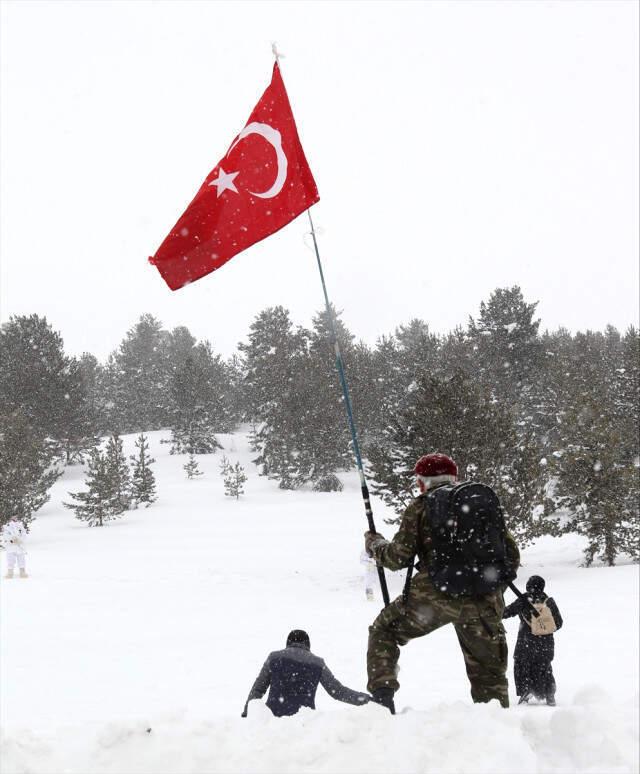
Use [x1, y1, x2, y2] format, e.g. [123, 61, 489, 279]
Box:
[227, 122, 289, 199]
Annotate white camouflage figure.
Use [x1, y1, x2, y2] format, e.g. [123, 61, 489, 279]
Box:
[2, 519, 28, 579]
[360, 549, 377, 601]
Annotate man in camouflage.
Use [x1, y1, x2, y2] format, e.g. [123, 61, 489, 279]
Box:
[365, 453, 520, 713]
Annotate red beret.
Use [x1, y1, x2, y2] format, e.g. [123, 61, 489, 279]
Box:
[414, 453, 458, 478]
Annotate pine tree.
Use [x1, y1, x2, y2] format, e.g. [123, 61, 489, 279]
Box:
[555, 398, 639, 566]
[65, 446, 116, 527]
[107, 315, 171, 432]
[58, 356, 100, 464]
[394, 319, 441, 381]
[467, 287, 546, 444]
[0, 410, 62, 530]
[302, 305, 357, 486]
[169, 345, 225, 455]
[239, 306, 302, 422]
[366, 371, 546, 546]
[616, 326, 639, 463]
[239, 306, 312, 488]
[97, 353, 128, 434]
[130, 433, 157, 507]
[224, 354, 246, 428]
[220, 456, 247, 499]
[184, 454, 203, 479]
[468, 286, 543, 400]
[0, 315, 96, 461]
[105, 434, 131, 514]
[164, 325, 198, 369]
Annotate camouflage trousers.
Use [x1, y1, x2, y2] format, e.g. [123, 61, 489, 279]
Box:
[367, 572, 509, 707]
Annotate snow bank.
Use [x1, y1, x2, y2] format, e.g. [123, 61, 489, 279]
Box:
[2, 689, 638, 774]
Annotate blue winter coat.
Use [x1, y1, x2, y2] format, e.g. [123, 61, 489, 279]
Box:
[243, 643, 369, 717]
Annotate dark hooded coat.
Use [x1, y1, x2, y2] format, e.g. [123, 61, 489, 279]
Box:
[503, 576, 563, 698]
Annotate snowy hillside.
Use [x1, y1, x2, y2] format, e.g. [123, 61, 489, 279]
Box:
[1, 431, 638, 774]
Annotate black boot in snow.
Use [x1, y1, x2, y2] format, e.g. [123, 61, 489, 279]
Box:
[371, 687, 396, 714]
[546, 694, 556, 706]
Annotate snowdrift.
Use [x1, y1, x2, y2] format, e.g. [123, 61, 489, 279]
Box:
[3, 689, 638, 774]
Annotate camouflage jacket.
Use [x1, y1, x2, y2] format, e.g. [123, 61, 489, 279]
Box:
[369, 489, 520, 574]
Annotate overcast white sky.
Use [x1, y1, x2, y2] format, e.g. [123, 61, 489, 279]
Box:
[1, 0, 638, 360]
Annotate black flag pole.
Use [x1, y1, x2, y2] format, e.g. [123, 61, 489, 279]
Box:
[306, 209, 391, 607]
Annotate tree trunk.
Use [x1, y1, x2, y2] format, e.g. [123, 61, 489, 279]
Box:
[605, 524, 616, 566]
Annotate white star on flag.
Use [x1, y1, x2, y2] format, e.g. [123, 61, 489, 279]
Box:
[208, 167, 239, 197]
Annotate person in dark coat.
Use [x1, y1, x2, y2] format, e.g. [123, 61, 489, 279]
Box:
[503, 575, 563, 705]
[242, 630, 370, 717]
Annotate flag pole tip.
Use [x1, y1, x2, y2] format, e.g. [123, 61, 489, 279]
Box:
[271, 42, 285, 61]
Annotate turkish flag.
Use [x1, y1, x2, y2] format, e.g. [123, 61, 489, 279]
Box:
[149, 63, 319, 291]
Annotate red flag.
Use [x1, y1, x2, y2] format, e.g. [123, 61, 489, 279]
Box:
[149, 63, 319, 290]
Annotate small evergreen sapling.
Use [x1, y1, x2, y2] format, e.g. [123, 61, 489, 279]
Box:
[184, 454, 203, 479]
[220, 455, 247, 500]
[130, 433, 157, 507]
[64, 446, 115, 527]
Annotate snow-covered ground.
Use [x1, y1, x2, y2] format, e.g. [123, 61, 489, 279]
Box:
[1, 431, 638, 774]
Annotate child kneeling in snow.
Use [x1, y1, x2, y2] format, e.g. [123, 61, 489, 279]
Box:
[1, 519, 28, 579]
[242, 629, 370, 717]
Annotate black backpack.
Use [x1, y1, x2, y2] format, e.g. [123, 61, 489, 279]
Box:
[419, 482, 517, 597]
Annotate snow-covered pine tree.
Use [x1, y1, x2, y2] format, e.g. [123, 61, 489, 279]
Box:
[467, 287, 548, 453]
[170, 343, 227, 455]
[130, 433, 157, 507]
[366, 371, 546, 546]
[366, 335, 402, 445]
[616, 326, 639, 464]
[64, 446, 117, 527]
[394, 319, 441, 380]
[105, 434, 131, 514]
[96, 353, 128, 435]
[555, 397, 639, 566]
[0, 410, 62, 530]
[238, 306, 311, 489]
[164, 325, 198, 370]
[107, 315, 172, 433]
[58, 355, 100, 465]
[468, 286, 544, 402]
[0, 315, 97, 463]
[224, 354, 246, 429]
[184, 454, 203, 479]
[239, 306, 299, 422]
[302, 306, 357, 488]
[221, 458, 247, 499]
[219, 454, 230, 475]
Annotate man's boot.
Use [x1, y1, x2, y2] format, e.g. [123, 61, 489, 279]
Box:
[19, 568, 28, 578]
[4, 569, 14, 579]
[371, 687, 396, 714]
[546, 694, 556, 706]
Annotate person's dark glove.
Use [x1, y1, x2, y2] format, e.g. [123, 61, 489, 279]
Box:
[364, 531, 386, 557]
[241, 708, 247, 718]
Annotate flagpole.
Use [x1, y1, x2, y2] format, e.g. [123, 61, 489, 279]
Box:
[306, 209, 391, 607]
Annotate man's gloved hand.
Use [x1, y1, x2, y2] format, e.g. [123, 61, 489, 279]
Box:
[364, 531, 386, 557]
